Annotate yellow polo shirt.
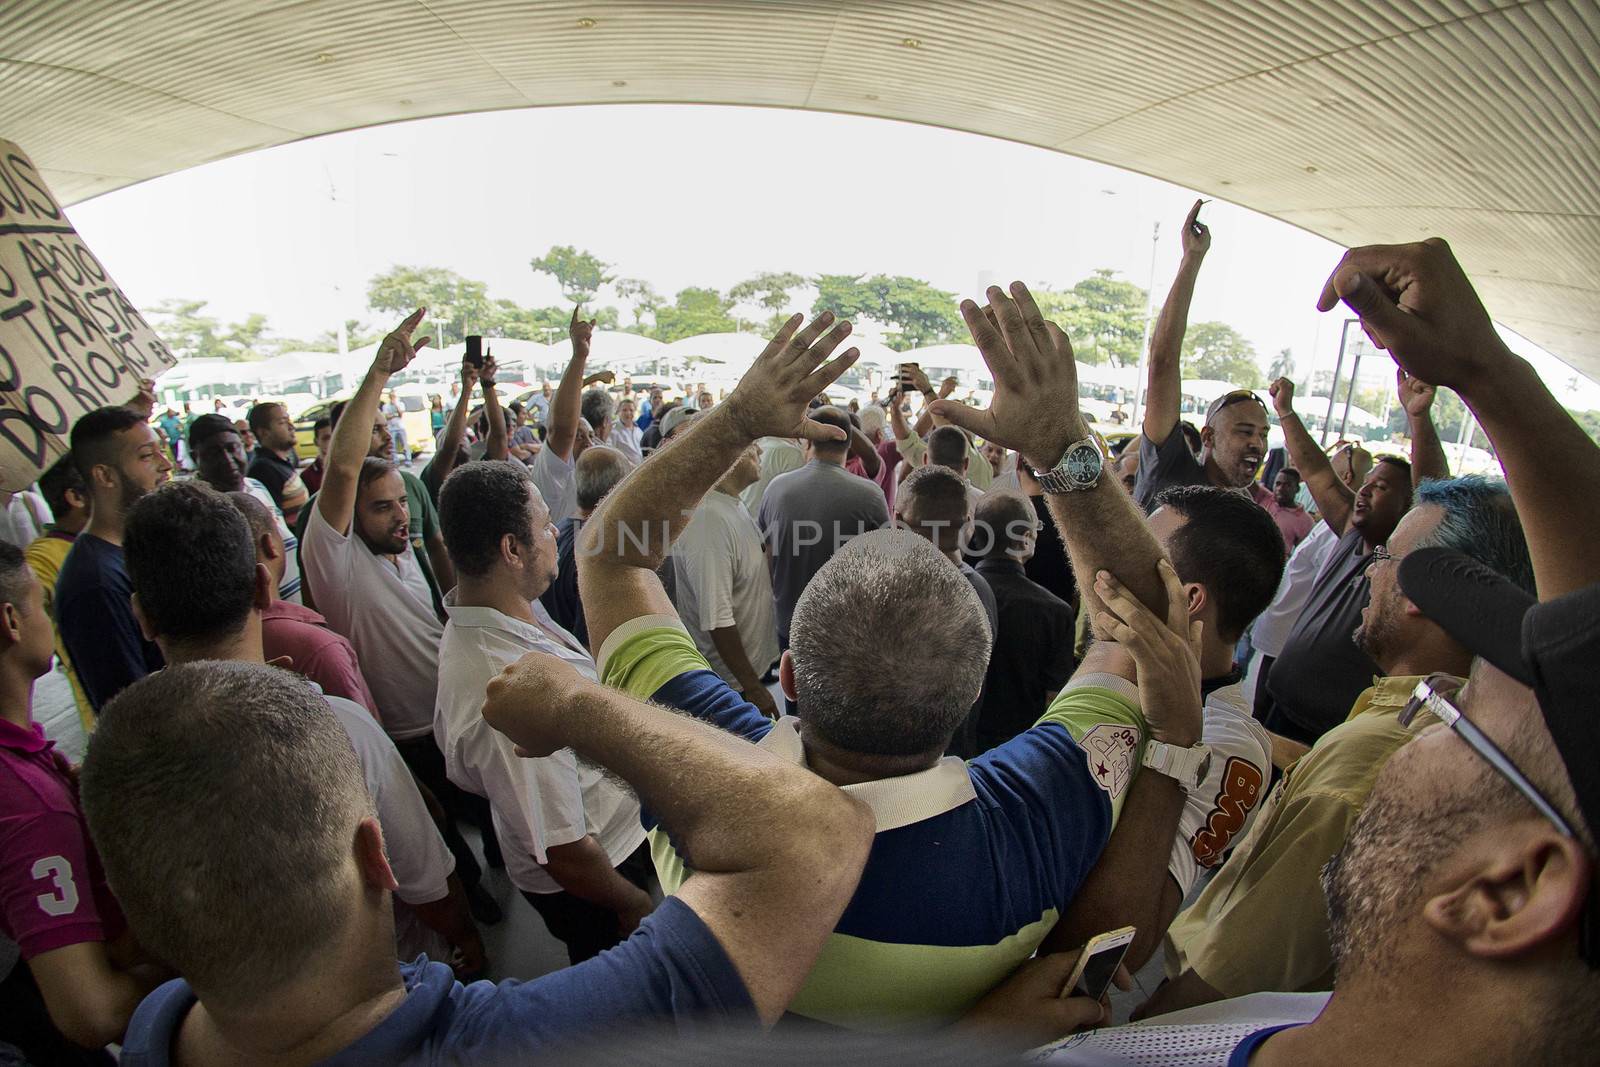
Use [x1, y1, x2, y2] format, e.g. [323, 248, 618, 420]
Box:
[24, 533, 95, 734]
[1163, 674, 1443, 996]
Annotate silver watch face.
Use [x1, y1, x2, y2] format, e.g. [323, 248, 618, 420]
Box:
[1062, 442, 1102, 485]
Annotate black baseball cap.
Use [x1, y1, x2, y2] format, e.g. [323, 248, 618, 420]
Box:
[186, 413, 237, 450]
[1399, 546, 1600, 962]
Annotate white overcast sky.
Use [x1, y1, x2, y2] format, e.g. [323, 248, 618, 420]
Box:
[66, 104, 1600, 409]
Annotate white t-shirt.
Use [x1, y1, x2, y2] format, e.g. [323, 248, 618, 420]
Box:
[1039, 992, 1328, 1065]
[609, 421, 644, 468]
[300, 505, 443, 740]
[321, 688, 453, 905]
[244, 477, 303, 605]
[739, 437, 805, 516]
[434, 601, 646, 895]
[531, 443, 578, 525]
[670, 490, 779, 686]
[1249, 522, 1340, 658]
[1171, 682, 1273, 894]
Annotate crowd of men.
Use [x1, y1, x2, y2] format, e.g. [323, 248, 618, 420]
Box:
[1, 204, 1597, 1066]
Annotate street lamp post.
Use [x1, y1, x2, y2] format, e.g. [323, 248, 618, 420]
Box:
[1129, 221, 1161, 429]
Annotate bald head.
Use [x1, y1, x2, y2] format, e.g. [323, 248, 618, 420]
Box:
[575, 445, 628, 513]
[898, 465, 972, 557]
[807, 406, 852, 460]
[1332, 445, 1375, 490]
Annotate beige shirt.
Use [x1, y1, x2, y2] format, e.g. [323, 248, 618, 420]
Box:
[1164, 674, 1442, 996]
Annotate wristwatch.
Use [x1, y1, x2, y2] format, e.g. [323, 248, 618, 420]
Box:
[1141, 739, 1212, 790]
[1031, 434, 1104, 493]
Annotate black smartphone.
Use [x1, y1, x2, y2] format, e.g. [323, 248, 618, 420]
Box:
[465, 335, 484, 369]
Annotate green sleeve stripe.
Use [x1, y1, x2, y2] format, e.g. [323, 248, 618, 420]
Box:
[648, 827, 1058, 1030]
[597, 616, 713, 700]
[1036, 680, 1144, 743]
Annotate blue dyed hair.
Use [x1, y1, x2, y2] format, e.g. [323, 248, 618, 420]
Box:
[1414, 475, 1533, 594]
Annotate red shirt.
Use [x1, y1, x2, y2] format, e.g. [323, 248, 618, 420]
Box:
[0, 717, 124, 959]
[301, 457, 326, 495]
[260, 599, 380, 719]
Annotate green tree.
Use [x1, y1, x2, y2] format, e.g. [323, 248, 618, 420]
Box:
[812, 274, 962, 350]
[652, 287, 738, 343]
[1573, 409, 1600, 447]
[614, 277, 662, 329]
[366, 266, 493, 345]
[530, 245, 615, 305]
[731, 271, 807, 333]
[1054, 270, 1147, 365]
[149, 298, 227, 360]
[149, 299, 280, 362]
[1181, 321, 1263, 387]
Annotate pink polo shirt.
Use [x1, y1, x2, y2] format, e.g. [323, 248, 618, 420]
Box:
[0, 717, 124, 959]
[260, 599, 380, 720]
[1265, 499, 1317, 552]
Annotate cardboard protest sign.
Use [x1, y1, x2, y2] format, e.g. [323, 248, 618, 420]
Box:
[0, 140, 175, 490]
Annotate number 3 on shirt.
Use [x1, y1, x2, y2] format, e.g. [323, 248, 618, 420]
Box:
[32, 856, 80, 917]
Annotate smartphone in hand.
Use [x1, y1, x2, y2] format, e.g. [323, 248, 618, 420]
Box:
[1062, 926, 1136, 1001]
[465, 335, 484, 369]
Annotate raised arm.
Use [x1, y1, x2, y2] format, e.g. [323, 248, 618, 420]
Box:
[1269, 377, 1354, 535]
[1320, 237, 1600, 598]
[317, 309, 429, 535]
[1397, 367, 1449, 484]
[483, 652, 875, 1025]
[1040, 564, 1204, 967]
[932, 283, 1199, 965]
[544, 307, 595, 463]
[1142, 201, 1210, 445]
[578, 313, 859, 655]
[848, 424, 883, 478]
[931, 283, 1169, 629]
[431, 358, 481, 488]
[479, 351, 508, 462]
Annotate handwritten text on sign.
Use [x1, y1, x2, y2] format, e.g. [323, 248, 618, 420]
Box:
[0, 140, 175, 490]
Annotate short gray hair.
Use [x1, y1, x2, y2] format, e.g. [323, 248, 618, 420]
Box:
[858, 405, 885, 437]
[790, 529, 990, 756]
[581, 387, 615, 430]
[81, 662, 371, 1005]
[576, 445, 628, 512]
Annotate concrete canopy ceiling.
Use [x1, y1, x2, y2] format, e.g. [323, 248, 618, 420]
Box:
[2, 0, 1596, 378]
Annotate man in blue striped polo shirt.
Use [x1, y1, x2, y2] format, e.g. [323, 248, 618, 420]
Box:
[577, 302, 1208, 1031]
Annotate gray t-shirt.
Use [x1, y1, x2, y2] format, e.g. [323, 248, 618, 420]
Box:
[757, 460, 889, 644]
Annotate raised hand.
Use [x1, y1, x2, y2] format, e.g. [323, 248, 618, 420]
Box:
[374, 307, 431, 375]
[904, 363, 933, 395]
[1316, 237, 1508, 392]
[1181, 199, 1211, 258]
[570, 305, 596, 355]
[1268, 376, 1296, 417]
[126, 377, 157, 420]
[480, 349, 498, 387]
[938, 375, 959, 399]
[722, 312, 859, 444]
[584, 370, 616, 386]
[1397, 366, 1435, 418]
[483, 650, 589, 758]
[927, 282, 1083, 471]
[459, 355, 481, 393]
[1094, 560, 1202, 747]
